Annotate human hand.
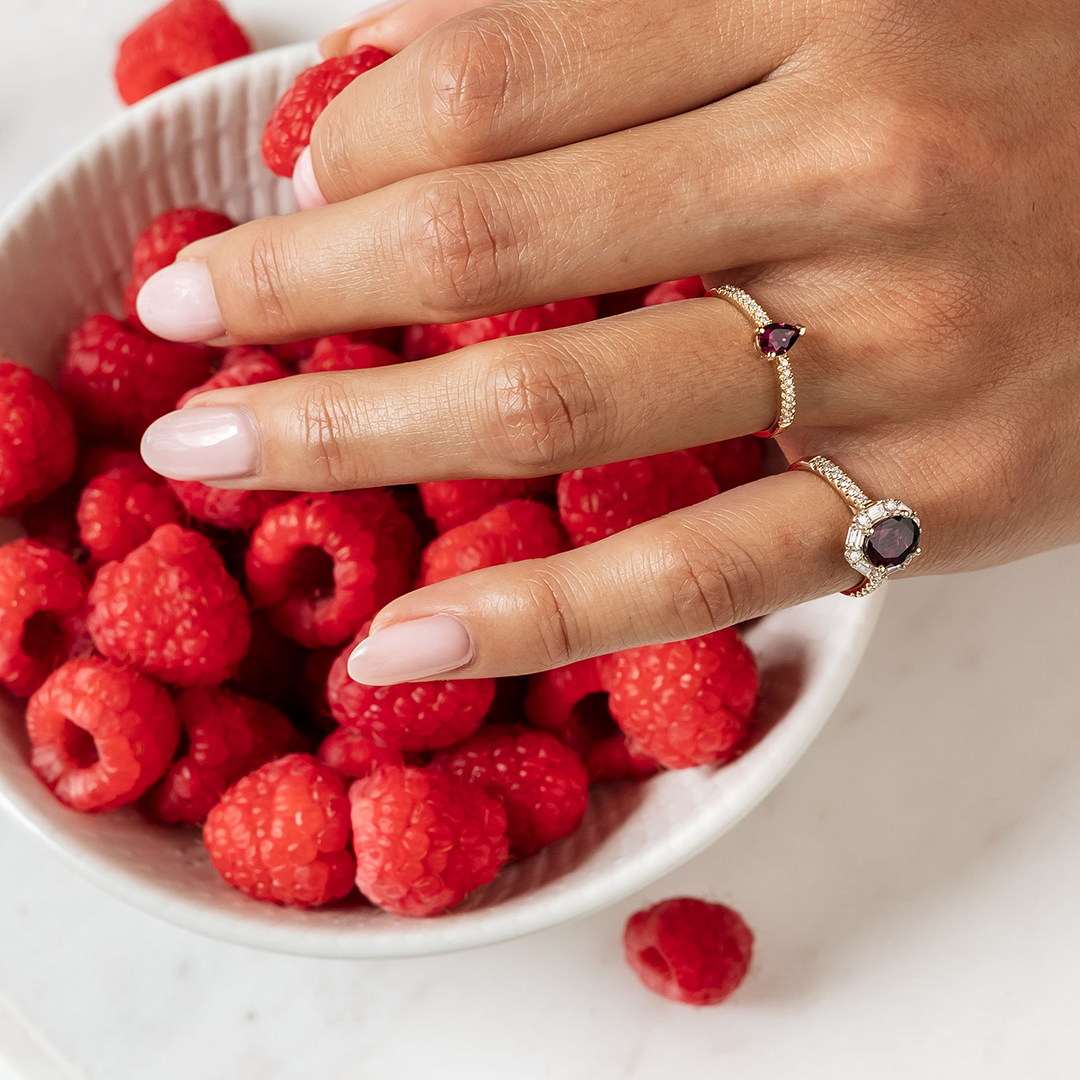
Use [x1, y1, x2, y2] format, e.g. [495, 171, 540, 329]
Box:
[137, 0, 1080, 683]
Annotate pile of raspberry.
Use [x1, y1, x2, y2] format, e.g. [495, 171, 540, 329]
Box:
[1, 39, 768, 925]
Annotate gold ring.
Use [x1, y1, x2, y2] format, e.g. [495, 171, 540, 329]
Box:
[792, 456, 922, 597]
[706, 285, 802, 437]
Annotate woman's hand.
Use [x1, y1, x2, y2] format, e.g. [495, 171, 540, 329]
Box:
[137, 0, 1080, 683]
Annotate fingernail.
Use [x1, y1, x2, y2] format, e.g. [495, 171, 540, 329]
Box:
[332, 1, 401, 31]
[292, 146, 327, 211]
[136, 261, 225, 343]
[347, 615, 473, 684]
[140, 406, 260, 481]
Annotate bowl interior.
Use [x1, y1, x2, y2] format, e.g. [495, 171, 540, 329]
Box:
[0, 44, 883, 958]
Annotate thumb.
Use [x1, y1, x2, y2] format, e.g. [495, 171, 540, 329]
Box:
[319, 0, 494, 57]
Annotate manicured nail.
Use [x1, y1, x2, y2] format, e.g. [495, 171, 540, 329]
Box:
[140, 406, 259, 481]
[136, 261, 225, 343]
[333, 0, 401, 31]
[292, 146, 327, 211]
[347, 615, 473, 684]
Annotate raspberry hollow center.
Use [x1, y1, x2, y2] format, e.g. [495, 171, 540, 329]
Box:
[288, 546, 336, 599]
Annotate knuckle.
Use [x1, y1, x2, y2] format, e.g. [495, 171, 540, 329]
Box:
[515, 565, 584, 670]
[228, 222, 301, 335]
[482, 342, 603, 473]
[402, 174, 520, 317]
[291, 377, 367, 489]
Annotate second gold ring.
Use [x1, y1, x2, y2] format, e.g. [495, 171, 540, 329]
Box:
[707, 285, 802, 438]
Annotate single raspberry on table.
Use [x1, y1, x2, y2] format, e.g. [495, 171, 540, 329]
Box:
[298, 336, 400, 374]
[624, 897, 754, 1005]
[419, 499, 569, 586]
[602, 628, 759, 769]
[87, 523, 251, 686]
[262, 47, 392, 177]
[77, 453, 183, 562]
[26, 657, 179, 812]
[245, 490, 418, 648]
[418, 476, 556, 533]
[403, 298, 597, 362]
[204, 753, 356, 907]
[176, 346, 288, 407]
[114, 0, 251, 105]
[62, 314, 210, 444]
[642, 277, 704, 306]
[431, 724, 589, 859]
[152, 685, 305, 824]
[349, 765, 509, 916]
[317, 727, 404, 778]
[123, 207, 235, 326]
[0, 361, 78, 516]
[0, 540, 88, 698]
[557, 450, 718, 547]
[690, 436, 764, 492]
[326, 626, 495, 751]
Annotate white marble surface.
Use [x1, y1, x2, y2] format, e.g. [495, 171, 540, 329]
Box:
[2, 3, 1080, 1078]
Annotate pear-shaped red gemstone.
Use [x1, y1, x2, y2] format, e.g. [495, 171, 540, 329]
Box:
[756, 323, 802, 355]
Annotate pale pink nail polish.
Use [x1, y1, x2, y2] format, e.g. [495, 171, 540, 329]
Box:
[292, 146, 327, 211]
[347, 615, 474, 684]
[136, 261, 225, 343]
[140, 407, 260, 481]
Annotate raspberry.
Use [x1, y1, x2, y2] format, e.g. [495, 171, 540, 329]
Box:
[642, 277, 704, 306]
[77, 454, 183, 562]
[114, 0, 252, 106]
[0, 540, 88, 698]
[349, 765, 508, 916]
[0, 361, 78, 516]
[431, 725, 589, 859]
[167, 480, 294, 532]
[62, 314, 210, 444]
[176, 346, 288, 407]
[602, 628, 759, 769]
[419, 499, 569, 586]
[418, 476, 556, 533]
[245, 490, 417, 648]
[261, 47, 392, 177]
[267, 338, 319, 363]
[557, 450, 718, 547]
[26, 657, 179, 812]
[204, 753, 356, 907]
[623, 897, 753, 1005]
[690, 436, 764, 492]
[228, 612, 304, 709]
[326, 627, 495, 751]
[596, 287, 651, 318]
[17, 484, 86, 562]
[298, 336, 400, 374]
[317, 727, 404, 778]
[123, 207, 235, 325]
[87, 523, 251, 686]
[153, 686, 304, 824]
[403, 298, 597, 362]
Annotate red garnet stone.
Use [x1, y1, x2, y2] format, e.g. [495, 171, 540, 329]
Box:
[865, 516, 920, 568]
[756, 323, 803, 355]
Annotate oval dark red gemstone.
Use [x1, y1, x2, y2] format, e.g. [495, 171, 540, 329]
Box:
[865, 516, 919, 569]
[756, 323, 802, 355]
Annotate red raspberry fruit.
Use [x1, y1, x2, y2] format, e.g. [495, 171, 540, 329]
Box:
[114, 0, 252, 105]
[326, 627, 495, 751]
[317, 727, 404, 778]
[349, 765, 509, 916]
[153, 686, 304, 824]
[419, 499, 569, 586]
[87, 523, 251, 686]
[432, 725, 589, 859]
[403, 298, 597, 361]
[167, 480, 295, 532]
[624, 897, 754, 1005]
[418, 476, 556, 533]
[557, 450, 718, 547]
[176, 346, 288, 407]
[77, 454, 183, 562]
[690, 436, 764, 492]
[642, 277, 705, 306]
[123, 207, 235, 325]
[245, 491, 417, 648]
[0, 361, 78, 516]
[26, 657, 179, 812]
[62, 314, 210, 444]
[204, 753, 356, 907]
[602, 628, 759, 769]
[298, 336, 400, 374]
[262, 47, 392, 177]
[17, 484, 85, 562]
[0, 540, 87, 698]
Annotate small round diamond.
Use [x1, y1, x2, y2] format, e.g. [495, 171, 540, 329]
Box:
[864, 516, 920, 568]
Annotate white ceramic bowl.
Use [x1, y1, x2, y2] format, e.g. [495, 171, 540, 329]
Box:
[0, 44, 883, 958]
